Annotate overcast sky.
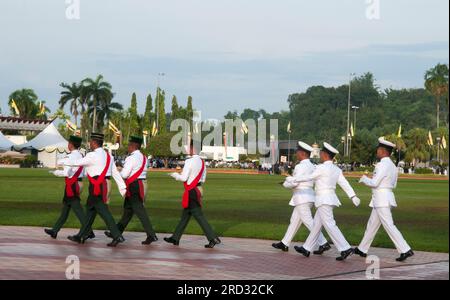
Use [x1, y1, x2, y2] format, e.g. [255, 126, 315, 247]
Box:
[0, 0, 448, 120]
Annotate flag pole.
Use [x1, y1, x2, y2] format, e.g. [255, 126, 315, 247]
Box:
[287, 131, 291, 164]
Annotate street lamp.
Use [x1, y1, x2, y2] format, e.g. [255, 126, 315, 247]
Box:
[345, 73, 356, 157]
[352, 105, 359, 133]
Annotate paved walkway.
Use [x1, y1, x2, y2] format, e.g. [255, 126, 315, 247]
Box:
[0, 226, 447, 280]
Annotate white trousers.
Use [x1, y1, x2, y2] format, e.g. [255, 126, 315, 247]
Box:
[358, 207, 411, 254]
[303, 205, 351, 252]
[282, 203, 328, 247]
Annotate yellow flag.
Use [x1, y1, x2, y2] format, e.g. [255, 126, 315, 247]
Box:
[108, 121, 119, 133]
[397, 125, 402, 138]
[10, 99, 20, 116]
[287, 121, 291, 134]
[428, 131, 434, 146]
[442, 136, 447, 149]
[241, 121, 248, 134]
[151, 121, 158, 137]
[350, 123, 355, 137]
[66, 119, 77, 132]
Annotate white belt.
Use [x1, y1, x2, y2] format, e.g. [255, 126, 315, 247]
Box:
[315, 189, 336, 196]
[373, 188, 393, 192]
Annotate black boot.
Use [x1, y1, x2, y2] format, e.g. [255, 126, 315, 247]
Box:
[104, 231, 113, 239]
[353, 247, 367, 258]
[44, 229, 58, 239]
[396, 250, 414, 262]
[272, 242, 289, 252]
[142, 235, 158, 245]
[164, 237, 180, 246]
[336, 248, 354, 261]
[313, 243, 331, 255]
[294, 246, 310, 257]
[107, 236, 125, 247]
[87, 231, 96, 240]
[205, 238, 222, 249]
[67, 235, 84, 244]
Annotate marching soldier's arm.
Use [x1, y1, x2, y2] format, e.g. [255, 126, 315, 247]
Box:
[171, 160, 192, 182]
[65, 152, 95, 167]
[120, 156, 134, 179]
[52, 157, 73, 177]
[359, 164, 386, 188]
[337, 172, 357, 199]
[293, 167, 321, 184]
[111, 162, 127, 197]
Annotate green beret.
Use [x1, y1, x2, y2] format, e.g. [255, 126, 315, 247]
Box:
[129, 135, 143, 145]
[69, 135, 82, 144]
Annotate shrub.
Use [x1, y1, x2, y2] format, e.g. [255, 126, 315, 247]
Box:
[414, 168, 434, 175]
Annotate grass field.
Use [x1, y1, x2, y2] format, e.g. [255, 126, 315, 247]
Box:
[0, 168, 448, 252]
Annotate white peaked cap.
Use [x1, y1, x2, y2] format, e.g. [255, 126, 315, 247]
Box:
[298, 141, 314, 152]
[323, 142, 339, 155]
[378, 137, 396, 149]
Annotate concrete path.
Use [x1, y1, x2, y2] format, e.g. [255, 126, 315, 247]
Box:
[0, 226, 447, 280]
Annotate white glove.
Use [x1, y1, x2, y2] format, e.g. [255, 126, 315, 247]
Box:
[351, 196, 361, 207]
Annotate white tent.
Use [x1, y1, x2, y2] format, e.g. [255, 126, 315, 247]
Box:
[15, 123, 69, 153]
[14, 123, 69, 168]
[0, 131, 14, 150]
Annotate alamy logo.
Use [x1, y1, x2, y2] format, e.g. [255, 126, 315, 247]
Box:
[65, 0, 81, 20]
[365, 255, 380, 280]
[365, 0, 381, 20]
[65, 255, 80, 279]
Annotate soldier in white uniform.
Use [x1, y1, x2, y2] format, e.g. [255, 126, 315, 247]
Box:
[164, 140, 221, 248]
[104, 136, 158, 245]
[294, 142, 361, 261]
[272, 141, 330, 254]
[44, 135, 94, 240]
[65, 133, 127, 247]
[354, 137, 414, 262]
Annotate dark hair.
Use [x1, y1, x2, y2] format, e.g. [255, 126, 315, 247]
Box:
[70, 140, 82, 149]
[379, 145, 393, 155]
[92, 139, 103, 147]
[129, 141, 142, 148]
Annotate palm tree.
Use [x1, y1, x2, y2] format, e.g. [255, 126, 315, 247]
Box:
[81, 75, 114, 132]
[404, 128, 430, 167]
[87, 97, 123, 131]
[8, 89, 40, 119]
[59, 82, 83, 126]
[424, 64, 449, 129]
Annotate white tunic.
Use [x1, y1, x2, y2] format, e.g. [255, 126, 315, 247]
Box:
[360, 157, 398, 208]
[294, 160, 356, 207]
[283, 159, 315, 206]
[66, 147, 127, 195]
[120, 150, 147, 180]
[54, 150, 84, 178]
[173, 155, 206, 184]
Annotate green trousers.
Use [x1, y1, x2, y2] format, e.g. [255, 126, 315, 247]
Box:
[116, 181, 156, 238]
[172, 189, 217, 242]
[52, 197, 86, 233]
[78, 181, 121, 239]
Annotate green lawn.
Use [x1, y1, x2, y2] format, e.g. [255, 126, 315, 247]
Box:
[0, 168, 448, 252]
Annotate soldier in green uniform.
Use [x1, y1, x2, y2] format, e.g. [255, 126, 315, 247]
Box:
[44, 135, 94, 240]
[164, 140, 221, 248]
[104, 136, 158, 245]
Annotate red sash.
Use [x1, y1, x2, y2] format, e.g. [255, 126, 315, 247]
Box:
[65, 166, 84, 197]
[87, 151, 111, 203]
[182, 159, 205, 209]
[125, 153, 147, 200]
